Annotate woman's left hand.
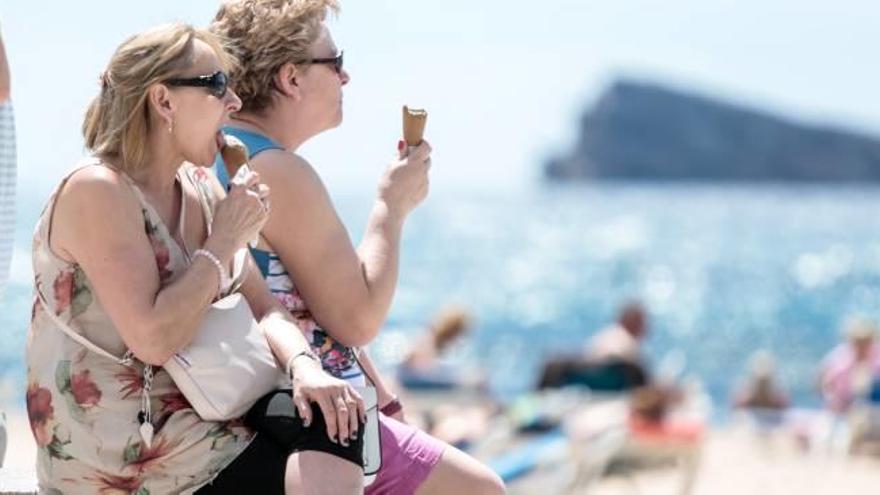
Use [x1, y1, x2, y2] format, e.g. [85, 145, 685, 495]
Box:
[290, 358, 366, 446]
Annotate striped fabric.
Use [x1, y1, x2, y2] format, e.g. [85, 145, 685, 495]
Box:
[0, 101, 16, 298]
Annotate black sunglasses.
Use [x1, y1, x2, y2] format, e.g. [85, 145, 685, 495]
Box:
[164, 71, 229, 98]
[309, 51, 344, 74]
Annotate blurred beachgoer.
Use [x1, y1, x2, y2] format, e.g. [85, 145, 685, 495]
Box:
[27, 23, 365, 494]
[819, 317, 880, 414]
[536, 301, 650, 392]
[210, 2, 504, 493]
[587, 301, 649, 369]
[398, 306, 483, 391]
[0, 26, 16, 298]
[733, 350, 789, 411]
[395, 306, 494, 451]
[0, 29, 10, 103]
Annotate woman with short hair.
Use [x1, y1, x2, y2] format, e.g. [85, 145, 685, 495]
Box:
[211, 1, 506, 493]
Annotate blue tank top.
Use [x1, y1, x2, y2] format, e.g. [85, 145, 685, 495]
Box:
[214, 127, 365, 385]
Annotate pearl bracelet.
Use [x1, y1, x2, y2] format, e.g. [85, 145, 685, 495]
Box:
[193, 248, 230, 294]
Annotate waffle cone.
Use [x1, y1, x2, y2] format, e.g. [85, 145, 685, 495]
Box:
[221, 134, 249, 179]
[402, 105, 428, 146]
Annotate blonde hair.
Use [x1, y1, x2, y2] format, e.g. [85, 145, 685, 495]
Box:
[430, 306, 474, 350]
[82, 23, 235, 172]
[210, 0, 339, 113]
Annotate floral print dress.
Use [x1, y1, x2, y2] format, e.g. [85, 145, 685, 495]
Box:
[26, 159, 254, 494]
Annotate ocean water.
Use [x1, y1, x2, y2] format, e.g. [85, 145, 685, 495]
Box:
[3, 182, 880, 416]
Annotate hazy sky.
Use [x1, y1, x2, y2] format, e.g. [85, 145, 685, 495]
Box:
[2, 0, 879, 197]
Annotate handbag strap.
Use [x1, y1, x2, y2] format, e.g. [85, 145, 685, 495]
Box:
[35, 283, 133, 365]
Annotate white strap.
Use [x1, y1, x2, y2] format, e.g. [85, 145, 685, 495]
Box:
[35, 283, 132, 365]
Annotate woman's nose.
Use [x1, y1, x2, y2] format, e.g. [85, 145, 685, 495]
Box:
[226, 89, 242, 112]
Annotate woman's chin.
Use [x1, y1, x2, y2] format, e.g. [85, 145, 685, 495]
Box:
[185, 151, 216, 168]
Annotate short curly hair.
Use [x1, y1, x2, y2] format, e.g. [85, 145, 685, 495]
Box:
[210, 0, 339, 113]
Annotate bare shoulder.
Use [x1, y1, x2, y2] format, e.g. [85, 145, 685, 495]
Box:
[51, 163, 144, 258]
[249, 149, 326, 195]
[56, 164, 141, 217]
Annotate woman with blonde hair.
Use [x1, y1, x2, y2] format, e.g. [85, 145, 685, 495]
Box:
[27, 23, 365, 494]
[211, 1, 505, 493]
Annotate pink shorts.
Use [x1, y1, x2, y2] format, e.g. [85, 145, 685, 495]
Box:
[365, 414, 446, 494]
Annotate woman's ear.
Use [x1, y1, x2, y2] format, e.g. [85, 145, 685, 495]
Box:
[273, 62, 301, 100]
[148, 84, 176, 130]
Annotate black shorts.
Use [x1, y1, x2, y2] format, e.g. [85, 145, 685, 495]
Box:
[196, 390, 364, 494]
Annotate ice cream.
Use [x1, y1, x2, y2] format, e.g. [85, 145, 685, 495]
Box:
[220, 134, 249, 180]
[402, 105, 428, 147]
[219, 133, 260, 248]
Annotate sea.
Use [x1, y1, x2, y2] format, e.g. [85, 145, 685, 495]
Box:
[3, 182, 880, 420]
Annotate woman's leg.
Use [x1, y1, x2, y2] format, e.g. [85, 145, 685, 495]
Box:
[285, 451, 363, 495]
[415, 445, 506, 495]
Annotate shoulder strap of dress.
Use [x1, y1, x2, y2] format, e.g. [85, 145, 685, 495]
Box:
[182, 166, 215, 235]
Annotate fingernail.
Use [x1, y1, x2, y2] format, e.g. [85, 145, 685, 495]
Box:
[330, 435, 337, 444]
[397, 139, 405, 151]
[351, 431, 358, 439]
[341, 439, 349, 447]
[303, 419, 310, 427]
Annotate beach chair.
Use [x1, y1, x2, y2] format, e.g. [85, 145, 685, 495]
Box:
[493, 394, 627, 493]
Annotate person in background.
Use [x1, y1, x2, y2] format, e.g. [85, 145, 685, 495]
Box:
[587, 300, 649, 370]
[0, 25, 11, 468]
[0, 28, 10, 103]
[398, 305, 483, 391]
[819, 316, 880, 414]
[536, 301, 650, 391]
[733, 350, 789, 411]
[0, 25, 16, 297]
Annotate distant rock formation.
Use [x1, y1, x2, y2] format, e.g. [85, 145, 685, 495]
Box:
[545, 80, 880, 182]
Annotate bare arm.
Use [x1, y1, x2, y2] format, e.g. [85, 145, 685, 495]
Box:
[0, 31, 9, 103]
[238, 255, 366, 442]
[52, 166, 263, 365]
[254, 143, 430, 347]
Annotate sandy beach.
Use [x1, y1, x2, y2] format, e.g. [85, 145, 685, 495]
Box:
[588, 427, 880, 495]
[3, 407, 879, 494]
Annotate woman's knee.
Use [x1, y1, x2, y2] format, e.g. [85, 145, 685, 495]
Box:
[418, 446, 506, 495]
[285, 450, 363, 495]
[471, 468, 506, 495]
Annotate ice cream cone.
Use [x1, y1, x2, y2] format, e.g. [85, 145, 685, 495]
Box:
[221, 134, 249, 179]
[402, 105, 428, 146]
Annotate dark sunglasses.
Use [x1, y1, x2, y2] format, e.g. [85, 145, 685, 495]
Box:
[164, 71, 229, 98]
[309, 51, 344, 74]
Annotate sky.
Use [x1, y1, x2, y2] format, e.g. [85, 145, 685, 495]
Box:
[2, 0, 880, 200]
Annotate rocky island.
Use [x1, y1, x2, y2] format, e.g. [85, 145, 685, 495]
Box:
[545, 80, 880, 182]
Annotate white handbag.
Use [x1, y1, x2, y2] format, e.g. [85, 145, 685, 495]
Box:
[161, 290, 282, 421]
[36, 254, 282, 433]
